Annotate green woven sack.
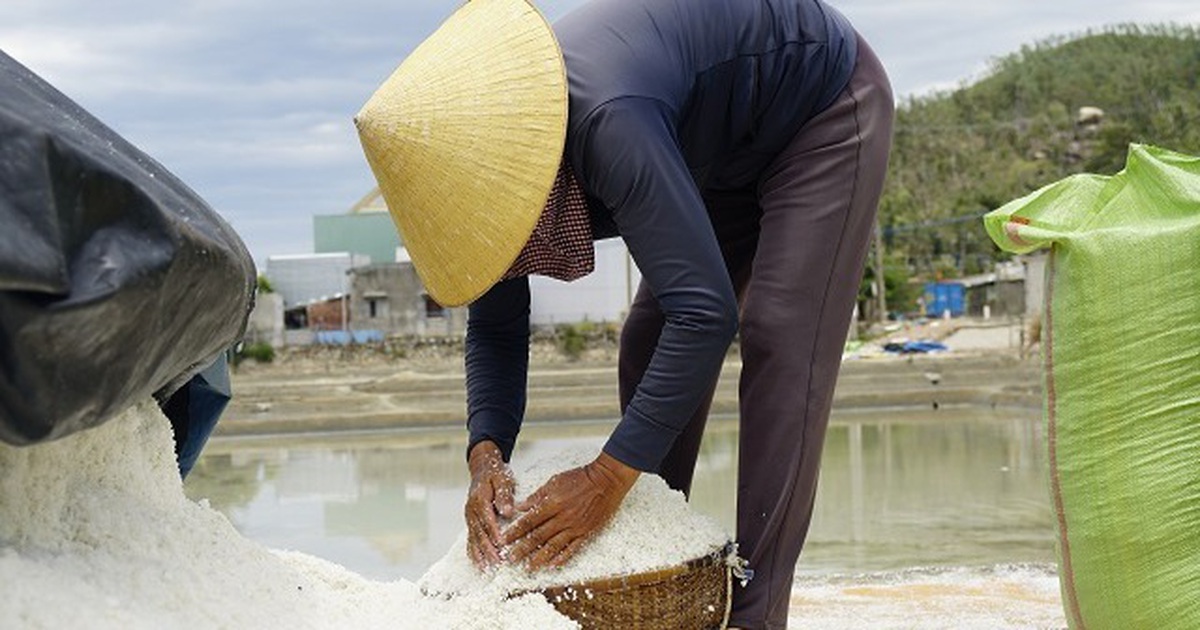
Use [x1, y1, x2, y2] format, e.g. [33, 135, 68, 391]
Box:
[985, 144, 1200, 628]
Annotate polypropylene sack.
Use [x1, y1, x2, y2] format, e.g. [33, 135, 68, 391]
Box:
[0, 51, 255, 446]
[985, 144, 1200, 629]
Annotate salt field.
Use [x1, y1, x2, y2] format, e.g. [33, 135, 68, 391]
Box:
[0, 395, 1065, 628]
[188, 408, 1055, 577]
[183, 405, 1065, 627]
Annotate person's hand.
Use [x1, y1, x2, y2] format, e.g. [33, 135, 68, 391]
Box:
[465, 441, 516, 569]
[500, 451, 639, 571]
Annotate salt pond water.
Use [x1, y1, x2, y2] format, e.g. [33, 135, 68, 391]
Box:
[184, 405, 1065, 627]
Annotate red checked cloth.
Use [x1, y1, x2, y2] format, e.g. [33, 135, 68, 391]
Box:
[502, 161, 594, 282]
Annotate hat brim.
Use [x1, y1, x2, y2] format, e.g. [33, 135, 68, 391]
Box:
[356, 0, 567, 307]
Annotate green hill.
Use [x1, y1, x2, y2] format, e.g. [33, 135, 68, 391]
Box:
[877, 23, 1200, 290]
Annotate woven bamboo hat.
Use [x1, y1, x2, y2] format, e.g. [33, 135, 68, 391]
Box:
[355, 0, 567, 307]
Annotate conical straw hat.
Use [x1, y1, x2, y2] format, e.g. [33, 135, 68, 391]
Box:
[355, 0, 567, 307]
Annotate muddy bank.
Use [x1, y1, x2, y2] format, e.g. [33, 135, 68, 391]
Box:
[220, 333, 1041, 438]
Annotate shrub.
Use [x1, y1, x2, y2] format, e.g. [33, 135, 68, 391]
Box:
[237, 342, 275, 364]
[557, 324, 587, 360]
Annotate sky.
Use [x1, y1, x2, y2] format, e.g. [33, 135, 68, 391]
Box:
[3, 0, 1198, 268]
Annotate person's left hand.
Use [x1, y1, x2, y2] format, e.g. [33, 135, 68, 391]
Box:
[500, 451, 639, 571]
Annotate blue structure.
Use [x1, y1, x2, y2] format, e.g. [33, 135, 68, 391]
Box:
[924, 282, 965, 317]
[315, 330, 386, 345]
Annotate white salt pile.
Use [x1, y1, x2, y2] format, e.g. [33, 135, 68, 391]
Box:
[0, 402, 574, 629]
[419, 447, 730, 596]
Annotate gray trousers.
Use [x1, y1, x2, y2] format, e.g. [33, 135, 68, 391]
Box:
[617, 37, 894, 630]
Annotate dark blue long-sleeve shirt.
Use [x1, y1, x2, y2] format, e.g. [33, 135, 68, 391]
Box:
[467, 0, 858, 472]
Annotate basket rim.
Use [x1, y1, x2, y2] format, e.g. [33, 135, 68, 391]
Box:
[522, 543, 732, 598]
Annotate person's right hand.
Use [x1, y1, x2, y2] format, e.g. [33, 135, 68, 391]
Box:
[465, 440, 516, 569]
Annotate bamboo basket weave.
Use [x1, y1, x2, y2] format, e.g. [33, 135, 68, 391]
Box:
[529, 545, 732, 629]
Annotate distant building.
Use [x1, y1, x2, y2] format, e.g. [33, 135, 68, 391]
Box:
[313, 189, 403, 264]
[925, 261, 1027, 319]
[960, 267, 1025, 318]
[264, 253, 367, 345]
[287, 188, 646, 341]
[265, 252, 367, 309]
[529, 239, 641, 325]
[305, 296, 349, 331]
[347, 263, 467, 337]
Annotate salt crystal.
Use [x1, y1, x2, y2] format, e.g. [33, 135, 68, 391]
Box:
[0, 401, 576, 629]
[419, 446, 729, 597]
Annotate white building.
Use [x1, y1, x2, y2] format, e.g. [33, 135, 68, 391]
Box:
[529, 238, 642, 326]
[294, 188, 647, 334]
[265, 252, 370, 309]
[391, 240, 639, 327]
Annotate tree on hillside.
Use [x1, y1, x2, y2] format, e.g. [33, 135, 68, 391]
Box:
[878, 24, 1200, 280]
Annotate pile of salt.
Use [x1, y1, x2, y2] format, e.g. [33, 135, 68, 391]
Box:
[0, 402, 575, 629]
[419, 447, 729, 597]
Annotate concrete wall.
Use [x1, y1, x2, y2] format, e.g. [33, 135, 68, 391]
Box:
[284, 329, 315, 346]
[245, 292, 284, 346]
[965, 281, 1025, 317]
[1022, 252, 1047, 318]
[265, 253, 368, 308]
[348, 263, 466, 336]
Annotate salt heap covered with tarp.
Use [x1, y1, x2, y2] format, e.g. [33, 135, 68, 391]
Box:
[0, 50, 255, 449]
[0, 403, 730, 629]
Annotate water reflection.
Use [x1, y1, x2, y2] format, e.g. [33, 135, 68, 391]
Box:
[185, 407, 1053, 581]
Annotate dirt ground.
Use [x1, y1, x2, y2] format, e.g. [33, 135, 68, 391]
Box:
[221, 317, 1041, 437]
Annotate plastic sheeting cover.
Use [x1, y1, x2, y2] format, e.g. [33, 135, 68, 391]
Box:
[0, 51, 255, 446]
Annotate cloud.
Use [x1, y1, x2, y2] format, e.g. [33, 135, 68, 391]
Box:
[838, 0, 1200, 98]
[1, 0, 1197, 264]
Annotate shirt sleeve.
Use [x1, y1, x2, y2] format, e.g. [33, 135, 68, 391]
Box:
[572, 97, 740, 473]
[464, 276, 531, 462]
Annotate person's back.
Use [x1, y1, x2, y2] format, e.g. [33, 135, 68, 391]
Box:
[557, 0, 857, 190]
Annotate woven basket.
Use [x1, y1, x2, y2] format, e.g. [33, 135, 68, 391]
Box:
[529, 546, 732, 629]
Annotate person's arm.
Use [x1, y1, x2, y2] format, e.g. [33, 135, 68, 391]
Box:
[465, 276, 531, 461]
[580, 97, 739, 472]
[463, 276, 530, 568]
[502, 98, 738, 570]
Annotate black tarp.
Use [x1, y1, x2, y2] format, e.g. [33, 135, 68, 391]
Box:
[0, 50, 255, 446]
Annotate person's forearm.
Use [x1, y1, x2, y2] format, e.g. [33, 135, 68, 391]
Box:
[603, 294, 736, 472]
[465, 278, 532, 461]
[574, 99, 740, 474]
